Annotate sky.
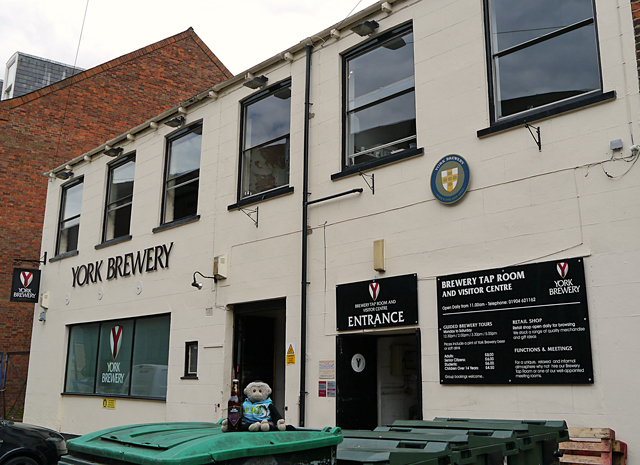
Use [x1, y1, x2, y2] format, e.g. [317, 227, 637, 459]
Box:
[0, 0, 380, 80]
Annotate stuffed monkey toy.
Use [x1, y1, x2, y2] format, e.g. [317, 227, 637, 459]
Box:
[221, 380, 286, 432]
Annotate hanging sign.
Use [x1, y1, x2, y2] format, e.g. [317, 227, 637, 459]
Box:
[437, 257, 593, 384]
[10, 268, 41, 303]
[430, 154, 470, 204]
[336, 274, 418, 331]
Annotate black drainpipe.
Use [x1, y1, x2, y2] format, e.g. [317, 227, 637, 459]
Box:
[299, 44, 313, 427]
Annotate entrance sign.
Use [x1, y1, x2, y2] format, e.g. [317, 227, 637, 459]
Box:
[437, 258, 593, 384]
[336, 274, 418, 331]
[10, 268, 41, 303]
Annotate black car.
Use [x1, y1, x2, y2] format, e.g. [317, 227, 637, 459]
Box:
[0, 420, 67, 465]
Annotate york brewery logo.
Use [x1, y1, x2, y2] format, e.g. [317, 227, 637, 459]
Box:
[10, 268, 41, 303]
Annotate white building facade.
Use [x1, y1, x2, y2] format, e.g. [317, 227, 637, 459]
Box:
[24, 0, 640, 461]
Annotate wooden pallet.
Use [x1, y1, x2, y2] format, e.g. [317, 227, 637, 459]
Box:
[559, 428, 627, 465]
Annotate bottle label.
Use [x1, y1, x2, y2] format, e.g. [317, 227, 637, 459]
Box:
[228, 406, 242, 426]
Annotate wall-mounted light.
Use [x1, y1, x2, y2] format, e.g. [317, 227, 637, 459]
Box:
[351, 20, 379, 36]
[191, 271, 217, 290]
[165, 115, 186, 128]
[55, 171, 74, 180]
[243, 75, 268, 89]
[104, 146, 124, 157]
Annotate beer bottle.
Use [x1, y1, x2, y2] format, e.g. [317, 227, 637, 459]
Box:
[227, 379, 242, 432]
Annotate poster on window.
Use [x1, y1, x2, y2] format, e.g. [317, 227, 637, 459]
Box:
[437, 258, 593, 384]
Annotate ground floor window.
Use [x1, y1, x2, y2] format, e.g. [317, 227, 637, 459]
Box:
[64, 314, 170, 399]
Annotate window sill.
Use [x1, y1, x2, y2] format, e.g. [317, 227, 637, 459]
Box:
[95, 235, 132, 250]
[228, 186, 294, 210]
[61, 392, 166, 401]
[331, 147, 424, 181]
[181, 375, 199, 380]
[152, 215, 200, 233]
[477, 91, 616, 138]
[49, 250, 79, 263]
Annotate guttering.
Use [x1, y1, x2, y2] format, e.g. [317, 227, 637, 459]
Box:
[299, 44, 313, 428]
[45, 0, 402, 177]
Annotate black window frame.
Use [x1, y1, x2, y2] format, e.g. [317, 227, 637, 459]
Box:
[182, 341, 198, 379]
[55, 177, 84, 257]
[479, 0, 615, 137]
[340, 22, 418, 172]
[62, 314, 171, 400]
[160, 122, 203, 226]
[236, 79, 293, 205]
[101, 153, 135, 244]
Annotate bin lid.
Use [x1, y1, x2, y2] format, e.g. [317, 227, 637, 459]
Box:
[67, 422, 342, 465]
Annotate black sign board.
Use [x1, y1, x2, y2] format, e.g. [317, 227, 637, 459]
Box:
[337, 274, 418, 331]
[10, 268, 41, 303]
[437, 258, 593, 384]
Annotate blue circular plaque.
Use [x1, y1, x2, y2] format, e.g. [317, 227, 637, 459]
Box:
[430, 154, 470, 204]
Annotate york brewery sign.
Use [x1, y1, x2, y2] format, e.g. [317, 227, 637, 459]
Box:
[337, 274, 418, 331]
[10, 268, 41, 303]
[437, 258, 593, 384]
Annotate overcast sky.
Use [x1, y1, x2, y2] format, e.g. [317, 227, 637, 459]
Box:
[0, 0, 379, 80]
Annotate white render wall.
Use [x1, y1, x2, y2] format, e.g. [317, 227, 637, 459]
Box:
[24, 0, 640, 461]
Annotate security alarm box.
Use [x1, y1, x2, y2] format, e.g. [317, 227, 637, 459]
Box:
[213, 254, 227, 279]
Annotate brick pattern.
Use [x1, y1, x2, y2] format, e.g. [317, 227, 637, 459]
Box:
[633, 0, 640, 82]
[0, 27, 231, 419]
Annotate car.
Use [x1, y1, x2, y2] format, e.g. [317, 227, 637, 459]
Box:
[0, 419, 67, 465]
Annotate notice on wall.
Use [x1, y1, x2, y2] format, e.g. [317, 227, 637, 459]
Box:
[437, 258, 593, 384]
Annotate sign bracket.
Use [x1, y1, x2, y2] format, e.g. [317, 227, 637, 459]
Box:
[13, 252, 47, 266]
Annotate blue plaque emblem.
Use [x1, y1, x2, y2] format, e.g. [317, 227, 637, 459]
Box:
[430, 154, 470, 204]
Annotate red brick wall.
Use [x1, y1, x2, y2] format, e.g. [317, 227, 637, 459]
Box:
[634, 0, 640, 82]
[0, 28, 231, 420]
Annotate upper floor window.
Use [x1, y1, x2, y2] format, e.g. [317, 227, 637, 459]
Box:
[162, 123, 202, 224]
[103, 154, 135, 242]
[239, 80, 291, 200]
[56, 179, 83, 255]
[344, 24, 416, 167]
[486, 0, 601, 120]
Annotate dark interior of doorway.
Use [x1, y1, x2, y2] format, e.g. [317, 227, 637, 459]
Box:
[233, 299, 286, 414]
[336, 331, 421, 430]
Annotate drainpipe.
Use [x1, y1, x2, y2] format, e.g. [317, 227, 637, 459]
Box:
[299, 44, 313, 427]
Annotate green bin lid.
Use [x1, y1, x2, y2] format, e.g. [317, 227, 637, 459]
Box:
[67, 422, 342, 465]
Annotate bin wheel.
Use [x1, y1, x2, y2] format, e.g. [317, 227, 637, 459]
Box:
[4, 456, 40, 465]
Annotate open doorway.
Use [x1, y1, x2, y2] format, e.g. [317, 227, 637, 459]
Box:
[336, 331, 421, 430]
[233, 299, 286, 413]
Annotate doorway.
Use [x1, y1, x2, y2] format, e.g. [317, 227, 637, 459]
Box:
[233, 299, 286, 413]
[336, 331, 421, 430]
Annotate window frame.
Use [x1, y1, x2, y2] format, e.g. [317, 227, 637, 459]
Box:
[102, 153, 135, 244]
[237, 79, 292, 204]
[55, 177, 84, 257]
[183, 341, 198, 379]
[63, 314, 171, 400]
[341, 22, 417, 171]
[161, 122, 203, 226]
[480, 0, 613, 136]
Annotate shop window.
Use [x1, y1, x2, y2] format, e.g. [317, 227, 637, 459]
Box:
[344, 24, 416, 168]
[103, 154, 135, 242]
[239, 80, 291, 201]
[162, 123, 202, 224]
[486, 0, 602, 120]
[183, 341, 198, 378]
[56, 179, 83, 256]
[64, 314, 170, 399]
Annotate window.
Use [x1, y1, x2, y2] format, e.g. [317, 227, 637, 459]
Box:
[184, 341, 198, 378]
[344, 24, 416, 167]
[103, 154, 135, 242]
[239, 80, 291, 200]
[162, 123, 202, 224]
[486, 0, 601, 120]
[56, 179, 83, 255]
[64, 314, 170, 399]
